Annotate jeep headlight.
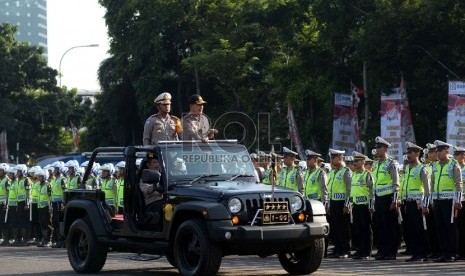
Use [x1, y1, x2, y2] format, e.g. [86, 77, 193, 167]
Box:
[228, 198, 242, 214]
[290, 195, 304, 213]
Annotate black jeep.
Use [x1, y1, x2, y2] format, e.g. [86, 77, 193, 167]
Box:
[60, 140, 329, 276]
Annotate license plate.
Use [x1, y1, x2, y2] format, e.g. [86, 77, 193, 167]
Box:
[262, 202, 290, 224]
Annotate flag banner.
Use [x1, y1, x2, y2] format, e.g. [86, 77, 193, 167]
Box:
[0, 130, 8, 162]
[381, 91, 402, 161]
[399, 77, 416, 145]
[70, 121, 79, 151]
[332, 93, 359, 155]
[447, 81, 465, 147]
[287, 103, 305, 160]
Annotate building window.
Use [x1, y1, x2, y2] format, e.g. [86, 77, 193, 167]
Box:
[16, 12, 20, 16]
[27, 32, 31, 36]
[5, 12, 9, 16]
[27, 13, 30, 17]
[5, 2, 9, 6]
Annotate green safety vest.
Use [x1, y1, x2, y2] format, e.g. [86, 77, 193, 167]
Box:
[328, 166, 348, 201]
[304, 167, 323, 200]
[350, 170, 370, 204]
[277, 166, 299, 191]
[31, 181, 41, 203]
[262, 168, 272, 184]
[67, 175, 80, 189]
[0, 176, 10, 204]
[51, 175, 65, 202]
[404, 164, 425, 200]
[16, 178, 28, 202]
[38, 182, 51, 208]
[7, 178, 18, 206]
[101, 177, 116, 206]
[432, 159, 456, 199]
[373, 158, 395, 196]
[117, 179, 124, 208]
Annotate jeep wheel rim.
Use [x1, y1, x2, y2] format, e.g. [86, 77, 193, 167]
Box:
[73, 231, 89, 262]
[179, 229, 201, 270]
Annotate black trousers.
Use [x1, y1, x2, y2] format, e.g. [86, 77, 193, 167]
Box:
[38, 206, 52, 242]
[30, 203, 41, 240]
[458, 201, 465, 257]
[427, 205, 439, 256]
[375, 194, 398, 256]
[400, 203, 412, 251]
[51, 201, 62, 242]
[0, 203, 6, 239]
[405, 201, 428, 258]
[352, 204, 372, 256]
[329, 200, 350, 255]
[434, 199, 458, 258]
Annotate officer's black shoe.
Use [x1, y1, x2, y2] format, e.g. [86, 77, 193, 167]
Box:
[383, 255, 396, 260]
[353, 255, 370, 260]
[405, 256, 426, 262]
[435, 256, 454, 262]
[0, 240, 9, 246]
[37, 242, 45, 248]
[375, 255, 385, 260]
[400, 249, 412, 256]
[339, 253, 349, 259]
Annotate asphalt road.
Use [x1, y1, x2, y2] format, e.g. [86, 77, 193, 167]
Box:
[1, 246, 465, 275]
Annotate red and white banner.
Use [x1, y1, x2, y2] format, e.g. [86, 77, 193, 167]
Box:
[332, 93, 360, 155]
[381, 91, 402, 161]
[70, 121, 79, 151]
[287, 103, 305, 160]
[0, 130, 8, 162]
[447, 81, 465, 147]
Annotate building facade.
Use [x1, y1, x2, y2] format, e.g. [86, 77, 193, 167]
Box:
[0, 0, 47, 58]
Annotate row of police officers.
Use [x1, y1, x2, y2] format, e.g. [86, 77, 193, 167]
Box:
[259, 137, 464, 262]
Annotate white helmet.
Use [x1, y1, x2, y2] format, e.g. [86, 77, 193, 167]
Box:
[174, 158, 187, 172]
[15, 164, 28, 174]
[6, 166, 17, 175]
[115, 161, 125, 169]
[0, 163, 9, 172]
[91, 163, 101, 175]
[35, 169, 48, 181]
[52, 161, 66, 173]
[65, 160, 79, 172]
[28, 165, 41, 175]
[298, 161, 307, 170]
[100, 163, 115, 175]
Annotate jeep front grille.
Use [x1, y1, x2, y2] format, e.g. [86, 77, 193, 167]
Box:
[245, 197, 290, 224]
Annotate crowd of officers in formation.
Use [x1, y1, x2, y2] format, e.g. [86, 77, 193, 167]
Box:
[0, 160, 127, 248]
[251, 137, 465, 262]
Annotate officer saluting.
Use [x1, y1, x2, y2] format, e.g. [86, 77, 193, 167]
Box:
[431, 140, 462, 262]
[403, 142, 430, 262]
[373, 136, 400, 260]
[350, 151, 374, 260]
[143, 92, 182, 145]
[327, 149, 352, 258]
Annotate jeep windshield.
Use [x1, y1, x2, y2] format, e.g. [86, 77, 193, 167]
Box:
[158, 142, 256, 185]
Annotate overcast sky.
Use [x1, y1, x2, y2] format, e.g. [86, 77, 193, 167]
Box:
[47, 0, 110, 91]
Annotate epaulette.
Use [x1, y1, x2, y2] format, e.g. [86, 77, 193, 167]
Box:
[170, 115, 180, 120]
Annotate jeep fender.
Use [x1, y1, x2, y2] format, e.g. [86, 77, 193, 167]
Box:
[167, 201, 230, 239]
[62, 200, 110, 237]
[305, 199, 327, 223]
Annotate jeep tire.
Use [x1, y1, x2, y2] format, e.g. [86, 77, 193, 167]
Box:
[278, 238, 324, 275]
[67, 218, 108, 273]
[174, 219, 222, 276]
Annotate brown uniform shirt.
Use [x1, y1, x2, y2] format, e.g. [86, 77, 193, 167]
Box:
[182, 113, 211, 140]
[143, 114, 180, 145]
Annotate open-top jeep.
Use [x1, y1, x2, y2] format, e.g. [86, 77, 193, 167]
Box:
[60, 140, 329, 276]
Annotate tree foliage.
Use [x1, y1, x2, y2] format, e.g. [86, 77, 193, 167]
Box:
[90, 0, 465, 153]
[0, 24, 89, 162]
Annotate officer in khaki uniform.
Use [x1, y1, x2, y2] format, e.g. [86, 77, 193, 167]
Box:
[182, 94, 218, 142]
[350, 151, 374, 259]
[453, 146, 465, 259]
[327, 149, 352, 258]
[403, 142, 430, 262]
[143, 92, 182, 145]
[277, 147, 303, 194]
[373, 136, 400, 260]
[431, 140, 462, 262]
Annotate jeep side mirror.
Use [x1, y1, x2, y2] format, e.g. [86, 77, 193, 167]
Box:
[142, 169, 161, 184]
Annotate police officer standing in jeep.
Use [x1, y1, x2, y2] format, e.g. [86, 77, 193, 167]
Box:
[143, 92, 182, 145]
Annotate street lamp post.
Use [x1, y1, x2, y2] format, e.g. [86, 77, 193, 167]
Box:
[58, 44, 99, 87]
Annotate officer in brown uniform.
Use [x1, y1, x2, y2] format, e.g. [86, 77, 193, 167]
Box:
[143, 92, 182, 145]
[182, 94, 217, 142]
